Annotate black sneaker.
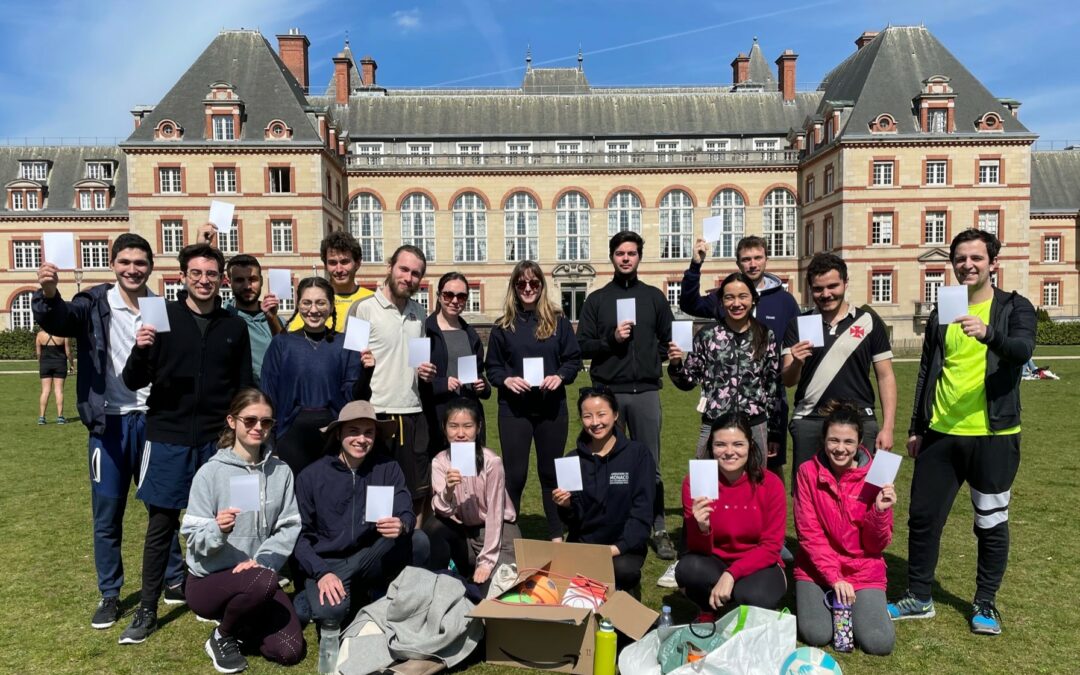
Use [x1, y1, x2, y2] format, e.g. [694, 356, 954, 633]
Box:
[91, 596, 121, 629]
[163, 581, 186, 606]
[205, 628, 248, 673]
[118, 606, 157, 644]
[652, 530, 677, 560]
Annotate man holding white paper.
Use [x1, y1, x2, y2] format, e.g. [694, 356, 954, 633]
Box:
[224, 254, 285, 385]
[891, 230, 1035, 636]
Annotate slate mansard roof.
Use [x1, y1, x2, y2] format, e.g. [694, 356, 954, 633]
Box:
[1031, 151, 1080, 214]
[1, 146, 127, 216]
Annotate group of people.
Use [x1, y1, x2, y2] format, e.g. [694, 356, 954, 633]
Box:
[32, 220, 1033, 670]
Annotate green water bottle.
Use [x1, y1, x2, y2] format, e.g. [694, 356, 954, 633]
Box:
[593, 618, 617, 675]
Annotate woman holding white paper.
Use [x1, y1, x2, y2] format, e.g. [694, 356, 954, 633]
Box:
[486, 261, 583, 541]
[794, 401, 896, 655]
[424, 398, 519, 589]
[181, 388, 305, 671]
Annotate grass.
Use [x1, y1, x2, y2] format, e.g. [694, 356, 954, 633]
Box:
[2, 353, 1078, 674]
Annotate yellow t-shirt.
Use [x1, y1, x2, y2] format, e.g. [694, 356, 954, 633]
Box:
[930, 298, 1020, 436]
[286, 286, 374, 332]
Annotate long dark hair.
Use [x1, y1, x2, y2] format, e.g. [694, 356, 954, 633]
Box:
[291, 276, 337, 341]
[218, 387, 274, 449]
[576, 385, 620, 446]
[434, 271, 469, 315]
[718, 272, 769, 360]
[703, 411, 765, 484]
[444, 398, 486, 474]
[818, 399, 865, 446]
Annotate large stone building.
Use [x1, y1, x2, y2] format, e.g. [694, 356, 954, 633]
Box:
[2, 26, 1077, 343]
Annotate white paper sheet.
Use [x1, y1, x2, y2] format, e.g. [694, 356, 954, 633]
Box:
[672, 321, 695, 353]
[457, 355, 478, 384]
[408, 337, 431, 368]
[797, 315, 825, 348]
[208, 200, 235, 232]
[702, 215, 723, 243]
[365, 485, 394, 522]
[616, 298, 637, 325]
[864, 450, 902, 488]
[343, 317, 371, 352]
[228, 474, 260, 512]
[43, 232, 77, 269]
[523, 357, 545, 387]
[689, 459, 720, 500]
[555, 456, 583, 492]
[937, 286, 968, 325]
[268, 269, 293, 301]
[138, 296, 171, 333]
[450, 442, 477, 477]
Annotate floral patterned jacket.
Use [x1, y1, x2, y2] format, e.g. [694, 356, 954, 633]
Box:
[668, 321, 783, 441]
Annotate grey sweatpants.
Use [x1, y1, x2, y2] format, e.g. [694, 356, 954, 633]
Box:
[615, 390, 665, 533]
[795, 581, 894, 656]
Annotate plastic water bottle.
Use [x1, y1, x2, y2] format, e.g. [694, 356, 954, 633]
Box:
[658, 605, 674, 628]
[593, 619, 617, 675]
[318, 619, 340, 674]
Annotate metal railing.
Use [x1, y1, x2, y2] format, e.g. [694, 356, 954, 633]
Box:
[1033, 140, 1080, 152]
[0, 136, 124, 147]
[346, 149, 799, 171]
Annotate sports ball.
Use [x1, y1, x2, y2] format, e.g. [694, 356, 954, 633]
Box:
[521, 573, 560, 605]
[498, 592, 535, 604]
[780, 646, 843, 675]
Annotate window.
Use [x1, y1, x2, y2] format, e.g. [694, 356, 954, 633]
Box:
[161, 220, 184, 254]
[270, 219, 293, 253]
[607, 190, 642, 235]
[279, 296, 295, 314]
[9, 291, 33, 330]
[666, 282, 681, 307]
[349, 193, 383, 263]
[12, 240, 41, 269]
[656, 141, 680, 163]
[556, 141, 582, 164]
[80, 239, 109, 269]
[659, 190, 693, 259]
[19, 161, 47, 180]
[11, 191, 24, 210]
[710, 189, 746, 258]
[163, 281, 184, 302]
[924, 211, 947, 245]
[872, 213, 893, 245]
[26, 191, 39, 210]
[212, 115, 235, 140]
[466, 288, 482, 313]
[457, 143, 484, 165]
[214, 168, 236, 194]
[1043, 281, 1061, 307]
[928, 109, 947, 133]
[977, 210, 999, 237]
[824, 215, 834, 250]
[805, 223, 816, 255]
[400, 193, 436, 261]
[763, 188, 797, 257]
[407, 143, 433, 166]
[453, 193, 487, 262]
[872, 161, 893, 186]
[979, 159, 1000, 185]
[412, 288, 430, 312]
[924, 271, 945, 304]
[1044, 236, 1061, 263]
[824, 167, 834, 194]
[560, 283, 587, 322]
[94, 191, 107, 210]
[925, 160, 947, 185]
[86, 162, 113, 180]
[754, 139, 779, 160]
[269, 167, 291, 193]
[805, 177, 816, 203]
[871, 272, 893, 303]
[79, 192, 92, 211]
[504, 192, 539, 261]
[218, 286, 234, 304]
[506, 142, 533, 164]
[704, 139, 730, 159]
[159, 167, 182, 193]
[218, 227, 239, 255]
[556, 191, 590, 260]
[355, 143, 383, 166]
[605, 141, 632, 164]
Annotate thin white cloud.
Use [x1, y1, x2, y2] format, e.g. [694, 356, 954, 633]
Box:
[392, 8, 422, 31]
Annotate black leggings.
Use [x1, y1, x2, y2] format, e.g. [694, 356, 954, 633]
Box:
[675, 553, 786, 612]
[141, 505, 181, 607]
[498, 413, 568, 540]
[274, 409, 334, 478]
[612, 553, 646, 591]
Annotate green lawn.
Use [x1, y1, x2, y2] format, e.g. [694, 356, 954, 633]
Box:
[1, 357, 1078, 674]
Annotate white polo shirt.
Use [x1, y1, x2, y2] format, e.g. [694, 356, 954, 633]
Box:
[350, 286, 426, 414]
[104, 285, 152, 414]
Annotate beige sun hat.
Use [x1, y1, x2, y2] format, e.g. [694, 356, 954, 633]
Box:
[321, 400, 398, 440]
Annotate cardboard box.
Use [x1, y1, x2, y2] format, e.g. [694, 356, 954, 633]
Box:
[469, 540, 659, 674]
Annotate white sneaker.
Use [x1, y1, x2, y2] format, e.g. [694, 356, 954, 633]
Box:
[657, 562, 678, 588]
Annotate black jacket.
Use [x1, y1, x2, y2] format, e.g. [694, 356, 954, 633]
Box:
[908, 287, 1036, 436]
[576, 275, 672, 393]
[558, 431, 656, 555]
[123, 297, 253, 446]
[485, 310, 582, 418]
[421, 312, 491, 408]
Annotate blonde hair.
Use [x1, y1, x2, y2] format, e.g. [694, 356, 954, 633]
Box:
[495, 260, 561, 340]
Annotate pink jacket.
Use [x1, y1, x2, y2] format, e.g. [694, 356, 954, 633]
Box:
[793, 450, 893, 591]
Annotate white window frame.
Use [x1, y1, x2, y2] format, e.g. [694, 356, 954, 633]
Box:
[456, 142, 484, 166]
[161, 220, 184, 255]
[19, 161, 47, 180]
[710, 189, 746, 258]
[26, 191, 39, 210]
[924, 211, 946, 245]
[79, 191, 92, 211]
[12, 240, 41, 270]
[762, 188, 797, 257]
[1044, 236, 1061, 263]
[214, 167, 236, 194]
[556, 141, 583, 165]
[824, 216, 835, 250]
[9, 291, 33, 330]
[924, 271, 945, 304]
[270, 219, 294, 254]
[349, 193, 384, 264]
[805, 176, 816, 203]
[218, 227, 239, 255]
[1043, 281, 1060, 307]
[753, 138, 779, 161]
[978, 210, 999, 237]
[163, 281, 184, 302]
[928, 109, 947, 133]
[505, 142, 533, 165]
[925, 160, 947, 186]
[268, 166, 292, 193]
[824, 167, 834, 194]
[218, 286, 234, 304]
[412, 288, 430, 312]
[704, 139, 730, 158]
[452, 193, 487, 262]
[659, 190, 693, 259]
[212, 115, 236, 141]
[85, 161, 113, 180]
[655, 140, 680, 163]
[504, 192, 539, 262]
[159, 167, 182, 194]
[11, 191, 24, 210]
[556, 191, 590, 261]
[407, 143, 433, 166]
[871, 272, 894, 304]
[400, 192, 436, 261]
[979, 159, 1000, 185]
[666, 282, 681, 308]
[355, 142, 384, 166]
[872, 161, 894, 186]
[605, 140, 633, 164]
[872, 213, 894, 246]
[607, 190, 642, 235]
[94, 191, 107, 210]
[805, 223, 816, 255]
[466, 287, 482, 313]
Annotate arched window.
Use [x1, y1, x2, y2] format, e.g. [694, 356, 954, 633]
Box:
[453, 192, 487, 262]
[607, 190, 641, 235]
[504, 192, 539, 261]
[762, 188, 797, 257]
[659, 190, 693, 259]
[556, 192, 590, 261]
[709, 189, 745, 258]
[349, 193, 383, 263]
[9, 291, 33, 330]
[400, 192, 436, 261]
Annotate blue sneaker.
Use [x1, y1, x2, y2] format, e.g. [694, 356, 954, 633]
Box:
[887, 591, 936, 620]
[969, 600, 1002, 635]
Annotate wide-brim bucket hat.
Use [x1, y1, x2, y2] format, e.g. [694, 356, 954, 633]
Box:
[321, 400, 399, 441]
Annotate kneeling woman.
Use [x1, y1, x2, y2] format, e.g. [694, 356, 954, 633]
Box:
[676, 412, 786, 618]
[181, 388, 305, 672]
[424, 398, 520, 590]
[552, 387, 655, 591]
[794, 402, 896, 655]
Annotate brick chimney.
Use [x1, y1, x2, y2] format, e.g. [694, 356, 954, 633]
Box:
[776, 49, 797, 103]
[731, 53, 749, 85]
[332, 53, 352, 105]
[360, 55, 377, 87]
[855, 31, 879, 50]
[277, 29, 310, 92]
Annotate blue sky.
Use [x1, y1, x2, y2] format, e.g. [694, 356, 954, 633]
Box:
[1, 0, 1077, 145]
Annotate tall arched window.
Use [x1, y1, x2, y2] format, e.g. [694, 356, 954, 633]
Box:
[400, 192, 436, 261]
[607, 190, 642, 235]
[453, 192, 487, 262]
[762, 188, 797, 257]
[9, 291, 33, 330]
[349, 193, 383, 263]
[556, 192, 590, 261]
[504, 192, 539, 261]
[659, 190, 693, 259]
[710, 189, 745, 258]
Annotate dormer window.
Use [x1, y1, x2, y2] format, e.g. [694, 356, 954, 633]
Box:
[212, 116, 235, 141]
[264, 119, 292, 140]
[19, 161, 48, 181]
[154, 119, 182, 141]
[928, 110, 947, 133]
[870, 113, 897, 134]
[976, 112, 1004, 132]
[915, 76, 956, 133]
[85, 161, 114, 180]
[204, 81, 243, 141]
[8, 189, 40, 210]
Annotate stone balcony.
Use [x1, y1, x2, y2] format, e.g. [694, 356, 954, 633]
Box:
[345, 149, 799, 172]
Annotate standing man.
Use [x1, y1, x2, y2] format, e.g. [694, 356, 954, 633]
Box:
[889, 230, 1034, 636]
[224, 253, 285, 384]
[782, 253, 896, 472]
[289, 230, 373, 331]
[32, 234, 186, 630]
[118, 243, 253, 644]
[347, 245, 435, 519]
[577, 231, 675, 560]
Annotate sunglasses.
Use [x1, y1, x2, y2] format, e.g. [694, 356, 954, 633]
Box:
[515, 279, 542, 291]
[440, 291, 469, 303]
[235, 416, 276, 430]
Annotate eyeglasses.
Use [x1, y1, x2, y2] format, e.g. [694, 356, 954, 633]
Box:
[185, 269, 220, 281]
[515, 279, 542, 291]
[299, 300, 330, 310]
[440, 291, 469, 303]
[236, 416, 276, 430]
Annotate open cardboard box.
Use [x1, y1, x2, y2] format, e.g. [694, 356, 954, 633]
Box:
[469, 539, 659, 674]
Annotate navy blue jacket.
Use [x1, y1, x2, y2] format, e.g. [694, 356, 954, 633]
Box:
[294, 452, 415, 579]
[421, 312, 491, 410]
[679, 264, 800, 346]
[485, 310, 582, 418]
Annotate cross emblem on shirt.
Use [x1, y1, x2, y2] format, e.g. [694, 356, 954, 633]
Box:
[849, 325, 865, 339]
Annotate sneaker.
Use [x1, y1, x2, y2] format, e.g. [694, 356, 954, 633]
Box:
[657, 561, 678, 589]
[37, 416, 46, 425]
[91, 596, 121, 629]
[969, 600, 1002, 635]
[118, 606, 158, 644]
[652, 531, 677, 561]
[887, 591, 936, 621]
[205, 628, 248, 673]
[163, 581, 186, 605]
[57, 416, 67, 425]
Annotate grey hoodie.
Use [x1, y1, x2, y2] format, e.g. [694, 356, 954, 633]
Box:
[181, 446, 300, 577]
